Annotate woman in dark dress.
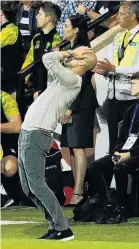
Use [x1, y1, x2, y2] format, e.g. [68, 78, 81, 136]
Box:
[60, 15, 98, 205]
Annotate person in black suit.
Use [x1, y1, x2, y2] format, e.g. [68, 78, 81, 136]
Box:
[60, 15, 98, 206]
[76, 1, 120, 38]
[86, 72, 139, 224]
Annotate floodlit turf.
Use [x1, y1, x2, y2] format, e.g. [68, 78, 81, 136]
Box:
[2, 239, 139, 249]
[1, 206, 139, 249]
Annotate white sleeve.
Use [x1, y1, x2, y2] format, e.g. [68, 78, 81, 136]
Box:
[115, 62, 139, 75]
[107, 42, 114, 63]
[42, 51, 81, 88]
[42, 51, 63, 70]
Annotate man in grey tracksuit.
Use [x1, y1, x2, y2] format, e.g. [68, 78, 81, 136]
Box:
[18, 46, 97, 240]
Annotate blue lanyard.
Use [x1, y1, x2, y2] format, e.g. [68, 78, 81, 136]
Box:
[129, 103, 139, 134]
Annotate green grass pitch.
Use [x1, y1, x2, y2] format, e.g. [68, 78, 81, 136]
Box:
[1, 206, 139, 249]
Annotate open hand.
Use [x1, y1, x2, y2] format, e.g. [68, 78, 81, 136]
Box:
[73, 46, 93, 59]
[96, 58, 115, 73]
[60, 110, 72, 124]
[92, 65, 106, 75]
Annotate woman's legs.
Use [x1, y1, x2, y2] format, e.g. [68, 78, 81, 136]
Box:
[70, 154, 76, 182]
[70, 148, 87, 204]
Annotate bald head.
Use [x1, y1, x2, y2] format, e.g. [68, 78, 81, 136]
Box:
[64, 50, 97, 76]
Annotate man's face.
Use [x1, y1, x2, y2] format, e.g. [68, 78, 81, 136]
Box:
[36, 8, 50, 29]
[131, 79, 139, 97]
[117, 5, 134, 29]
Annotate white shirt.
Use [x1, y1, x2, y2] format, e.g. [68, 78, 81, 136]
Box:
[108, 24, 139, 76]
[22, 52, 82, 132]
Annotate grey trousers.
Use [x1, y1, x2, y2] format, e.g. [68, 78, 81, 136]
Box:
[18, 129, 69, 231]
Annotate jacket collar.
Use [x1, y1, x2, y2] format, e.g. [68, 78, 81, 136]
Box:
[1, 22, 11, 30]
[40, 28, 57, 39]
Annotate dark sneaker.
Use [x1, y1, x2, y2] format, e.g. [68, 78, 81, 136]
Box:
[37, 229, 55, 239]
[107, 205, 128, 224]
[1, 194, 14, 209]
[47, 228, 74, 241]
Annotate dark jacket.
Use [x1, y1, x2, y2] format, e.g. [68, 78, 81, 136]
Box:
[15, 3, 38, 36]
[69, 42, 98, 112]
[70, 70, 98, 112]
[1, 22, 23, 93]
[94, 1, 120, 38]
[22, 28, 62, 92]
[95, 1, 120, 13]
[114, 101, 139, 157]
[14, 3, 39, 52]
[1, 98, 19, 152]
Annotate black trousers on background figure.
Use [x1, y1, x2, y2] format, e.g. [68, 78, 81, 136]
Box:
[86, 155, 113, 202]
[107, 99, 137, 152]
[87, 155, 139, 210]
[114, 156, 139, 207]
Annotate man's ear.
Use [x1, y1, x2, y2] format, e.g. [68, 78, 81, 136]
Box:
[0, 10, 3, 16]
[131, 13, 137, 22]
[46, 15, 51, 22]
[74, 27, 79, 34]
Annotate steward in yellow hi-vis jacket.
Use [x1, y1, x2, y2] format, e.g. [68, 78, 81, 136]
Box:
[0, 145, 4, 161]
[21, 1, 62, 95]
[1, 1, 23, 94]
[22, 29, 62, 93]
[92, 2, 139, 154]
[0, 91, 21, 158]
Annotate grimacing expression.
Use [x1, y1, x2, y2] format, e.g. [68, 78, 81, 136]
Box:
[131, 79, 139, 97]
[36, 8, 50, 29]
[63, 18, 78, 41]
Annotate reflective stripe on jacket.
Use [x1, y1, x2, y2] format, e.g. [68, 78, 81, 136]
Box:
[108, 31, 139, 100]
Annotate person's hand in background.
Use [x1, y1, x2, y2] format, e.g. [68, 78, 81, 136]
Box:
[76, 5, 86, 15]
[33, 91, 39, 101]
[112, 151, 131, 164]
[60, 110, 72, 124]
[97, 58, 116, 73]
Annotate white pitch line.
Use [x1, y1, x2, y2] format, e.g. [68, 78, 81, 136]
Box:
[0, 220, 42, 225]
